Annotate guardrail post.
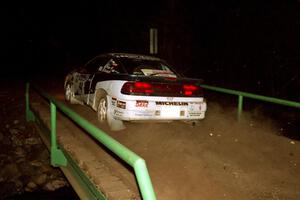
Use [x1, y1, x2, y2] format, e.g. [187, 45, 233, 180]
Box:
[25, 83, 35, 122]
[237, 95, 243, 121]
[50, 101, 67, 167]
[134, 159, 156, 200]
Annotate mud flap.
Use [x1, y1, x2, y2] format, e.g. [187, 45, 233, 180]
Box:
[106, 96, 126, 131]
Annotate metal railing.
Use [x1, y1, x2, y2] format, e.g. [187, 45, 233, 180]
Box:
[25, 83, 156, 200]
[200, 84, 300, 120]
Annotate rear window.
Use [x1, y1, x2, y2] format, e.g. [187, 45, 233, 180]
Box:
[118, 57, 178, 78]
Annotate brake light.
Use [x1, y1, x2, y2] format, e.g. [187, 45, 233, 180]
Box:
[135, 82, 152, 89]
[183, 84, 199, 96]
[121, 82, 202, 96]
[121, 82, 153, 95]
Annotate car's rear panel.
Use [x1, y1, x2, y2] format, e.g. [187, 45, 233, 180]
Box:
[110, 95, 206, 121]
[95, 78, 207, 121]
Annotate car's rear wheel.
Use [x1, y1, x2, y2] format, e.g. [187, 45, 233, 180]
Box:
[97, 97, 107, 123]
[97, 95, 125, 131]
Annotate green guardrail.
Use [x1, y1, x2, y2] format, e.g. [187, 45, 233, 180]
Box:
[200, 84, 300, 120]
[32, 111, 106, 199]
[25, 83, 156, 200]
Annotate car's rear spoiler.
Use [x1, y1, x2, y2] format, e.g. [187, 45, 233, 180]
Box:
[127, 75, 204, 85]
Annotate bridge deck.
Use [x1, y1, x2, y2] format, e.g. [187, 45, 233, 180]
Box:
[31, 93, 140, 200]
[30, 88, 300, 200]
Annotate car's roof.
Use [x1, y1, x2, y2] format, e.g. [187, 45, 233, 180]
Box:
[102, 53, 163, 61]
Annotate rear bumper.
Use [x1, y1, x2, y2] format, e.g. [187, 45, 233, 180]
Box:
[109, 95, 207, 121]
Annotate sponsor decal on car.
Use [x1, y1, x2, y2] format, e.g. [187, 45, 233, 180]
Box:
[155, 101, 188, 106]
[136, 100, 148, 107]
[134, 111, 154, 117]
[188, 112, 202, 116]
[117, 100, 126, 109]
[114, 110, 124, 116]
[111, 97, 117, 106]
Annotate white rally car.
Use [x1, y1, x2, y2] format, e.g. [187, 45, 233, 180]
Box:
[64, 53, 207, 130]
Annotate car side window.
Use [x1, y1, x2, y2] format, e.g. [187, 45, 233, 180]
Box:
[98, 59, 121, 74]
[85, 56, 109, 73]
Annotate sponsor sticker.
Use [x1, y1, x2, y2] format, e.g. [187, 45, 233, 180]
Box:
[134, 110, 153, 117]
[111, 97, 116, 106]
[156, 101, 188, 106]
[117, 100, 126, 109]
[114, 110, 124, 116]
[136, 100, 148, 107]
[189, 112, 201, 116]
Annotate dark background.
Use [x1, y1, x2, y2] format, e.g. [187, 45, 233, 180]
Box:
[1, 2, 299, 199]
[1, 0, 300, 101]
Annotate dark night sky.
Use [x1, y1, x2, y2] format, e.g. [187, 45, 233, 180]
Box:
[1, 0, 300, 100]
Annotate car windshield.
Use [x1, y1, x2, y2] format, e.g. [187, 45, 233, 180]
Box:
[118, 57, 178, 78]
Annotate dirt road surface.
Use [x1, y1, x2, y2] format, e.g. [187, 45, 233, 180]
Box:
[31, 79, 300, 200]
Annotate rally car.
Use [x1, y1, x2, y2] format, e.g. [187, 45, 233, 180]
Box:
[64, 53, 207, 130]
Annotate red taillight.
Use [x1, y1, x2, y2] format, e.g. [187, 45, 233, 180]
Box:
[135, 82, 152, 89]
[121, 82, 202, 96]
[184, 91, 193, 96]
[183, 84, 199, 96]
[121, 82, 153, 95]
[183, 84, 198, 91]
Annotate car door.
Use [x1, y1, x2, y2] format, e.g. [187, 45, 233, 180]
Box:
[83, 56, 110, 105]
[71, 67, 91, 103]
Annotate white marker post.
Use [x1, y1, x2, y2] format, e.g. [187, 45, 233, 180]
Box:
[150, 28, 158, 54]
